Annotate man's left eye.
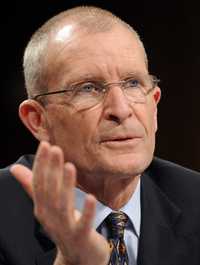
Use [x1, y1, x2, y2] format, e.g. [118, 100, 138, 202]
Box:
[127, 79, 140, 87]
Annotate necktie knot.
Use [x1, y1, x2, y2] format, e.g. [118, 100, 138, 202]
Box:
[106, 211, 128, 239]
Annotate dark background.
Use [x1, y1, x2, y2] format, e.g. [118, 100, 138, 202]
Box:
[1, 0, 200, 171]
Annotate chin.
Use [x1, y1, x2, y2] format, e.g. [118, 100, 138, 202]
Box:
[94, 152, 153, 178]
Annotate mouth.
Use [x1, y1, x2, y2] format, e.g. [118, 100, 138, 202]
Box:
[103, 137, 133, 142]
[101, 134, 141, 142]
[101, 136, 142, 147]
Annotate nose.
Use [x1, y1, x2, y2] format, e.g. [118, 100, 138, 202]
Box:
[102, 85, 133, 123]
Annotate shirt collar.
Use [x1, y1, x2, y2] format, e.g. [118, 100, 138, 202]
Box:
[120, 179, 141, 237]
[75, 179, 141, 237]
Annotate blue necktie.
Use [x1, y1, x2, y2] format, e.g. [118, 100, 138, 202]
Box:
[106, 211, 129, 265]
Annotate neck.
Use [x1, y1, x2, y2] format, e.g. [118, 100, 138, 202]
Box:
[77, 174, 140, 210]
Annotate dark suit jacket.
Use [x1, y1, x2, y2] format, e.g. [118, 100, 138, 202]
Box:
[0, 155, 200, 265]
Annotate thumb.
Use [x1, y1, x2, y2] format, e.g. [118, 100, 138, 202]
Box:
[10, 164, 33, 198]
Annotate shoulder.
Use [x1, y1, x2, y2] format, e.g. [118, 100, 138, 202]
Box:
[0, 155, 47, 264]
[147, 156, 200, 182]
[145, 157, 200, 209]
[0, 155, 34, 229]
[0, 154, 34, 198]
[0, 154, 34, 174]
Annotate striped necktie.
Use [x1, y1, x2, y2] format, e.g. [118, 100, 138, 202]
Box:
[106, 211, 129, 265]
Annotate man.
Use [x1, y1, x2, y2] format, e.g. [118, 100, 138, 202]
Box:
[1, 5, 200, 265]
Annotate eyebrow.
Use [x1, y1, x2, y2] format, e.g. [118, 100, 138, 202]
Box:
[120, 71, 147, 77]
[59, 68, 147, 89]
[61, 73, 105, 86]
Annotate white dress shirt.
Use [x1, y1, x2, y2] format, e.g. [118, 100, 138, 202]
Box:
[75, 179, 141, 264]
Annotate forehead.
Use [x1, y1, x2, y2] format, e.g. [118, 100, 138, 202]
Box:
[46, 26, 147, 87]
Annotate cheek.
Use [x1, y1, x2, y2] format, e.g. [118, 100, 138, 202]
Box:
[45, 106, 76, 144]
[46, 106, 99, 152]
[134, 104, 156, 135]
[148, 108, 157, 133]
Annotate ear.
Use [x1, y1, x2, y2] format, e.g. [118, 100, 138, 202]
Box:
[153, 86, 161, 104]
[152, 86, 161, 132]
[19, 99, 50, 141]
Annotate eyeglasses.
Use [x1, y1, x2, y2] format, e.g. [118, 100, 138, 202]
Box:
[31, 74, 160, 110]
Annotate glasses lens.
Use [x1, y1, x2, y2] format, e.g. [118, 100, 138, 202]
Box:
[123, 75, 155, 103]
[70, 88, 103, 109]
[125, 88, 146, 103]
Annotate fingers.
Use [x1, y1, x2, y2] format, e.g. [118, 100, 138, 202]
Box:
[10, 164, 33, 198]
[60, 162, 76, 225]
[32, 141, 50, 199]
[10, 140, 98, 256]
[32, 142, 78, 229]
[77, 194, 97, 234]
[32, 142, 64, 219]
[42, 145, 64, 204]
[33, 141, 96, 234]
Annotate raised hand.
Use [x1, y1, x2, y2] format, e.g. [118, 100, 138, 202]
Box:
[10, 141, 110, 265]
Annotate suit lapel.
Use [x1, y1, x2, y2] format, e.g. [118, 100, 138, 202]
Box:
[137, 172, 190, 265]
[35, 249, 57, 265]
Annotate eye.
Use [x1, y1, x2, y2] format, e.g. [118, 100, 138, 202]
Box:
[77, 82, 102, 93]
[80, 83, 95, 91]
[126, 78, 141, 88]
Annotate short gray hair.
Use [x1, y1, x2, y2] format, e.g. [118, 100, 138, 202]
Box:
[23, 6, 148, 98]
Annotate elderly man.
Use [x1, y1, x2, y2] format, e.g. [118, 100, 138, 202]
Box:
[1, 5, 200, 265]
